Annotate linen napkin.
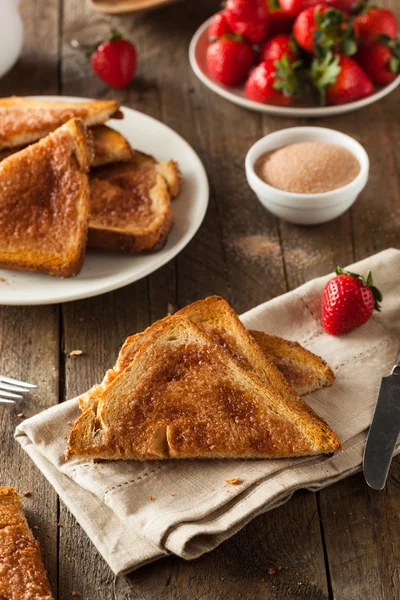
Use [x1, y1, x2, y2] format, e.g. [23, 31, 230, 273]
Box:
[15, 248, 400, 575]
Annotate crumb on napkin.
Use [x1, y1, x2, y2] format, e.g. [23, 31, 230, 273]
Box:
[225, 477, 241, 485]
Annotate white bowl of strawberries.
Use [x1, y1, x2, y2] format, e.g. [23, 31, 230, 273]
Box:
[189, 0, 400, 117]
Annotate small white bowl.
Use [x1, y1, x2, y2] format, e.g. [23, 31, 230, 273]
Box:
[245, 127, 369, 225]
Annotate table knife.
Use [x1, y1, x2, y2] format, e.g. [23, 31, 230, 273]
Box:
[363, 346, 400, 490]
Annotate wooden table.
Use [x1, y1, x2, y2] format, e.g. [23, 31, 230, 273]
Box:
[1, 1, 399, 598]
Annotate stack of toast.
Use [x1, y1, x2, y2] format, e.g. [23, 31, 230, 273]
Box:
[67, 296, 339, 461]
[0, 97, 182, 277]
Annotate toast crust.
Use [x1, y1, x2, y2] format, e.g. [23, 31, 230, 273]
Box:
[0, 118, 92, 277]
[67, 316, 340, 461]
[88, 153, 175, 253]
[0, 96, 122, 150]
[0, 487, 54, 600]
[250, 330, 335, 395]
[91, 125, 134, 167]
[93, 151, 182, 198]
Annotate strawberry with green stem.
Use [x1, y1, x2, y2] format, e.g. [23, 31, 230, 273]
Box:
[322, 267, 383, 335]
[90, 32, 137, 89]
[245, 54, 302, 104]
[311, 51, 373, 105]
[357, 34, 400, 85]
[267, 0, 295, 37]
[260, 34, 299, 63]
[208, 12, 232, 41]
[225, 0, 270, 44]
[207, 34, 254, 86]
[294, 5, 358, 57]
[354, 5, 398, 46]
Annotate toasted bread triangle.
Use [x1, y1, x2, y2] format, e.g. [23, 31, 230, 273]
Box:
[79, 296, 335, 411]
[250, 330, 335, 396]
[88, 152, 175, 253]
[0, 487, 54, 599]
[0, 96, 122, 150]
[91, 125, 134, 167]
[67, 316, 340, 460]
[0, 118, 92, 277]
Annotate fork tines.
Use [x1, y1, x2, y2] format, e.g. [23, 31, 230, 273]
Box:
[0, 375, 36, 404]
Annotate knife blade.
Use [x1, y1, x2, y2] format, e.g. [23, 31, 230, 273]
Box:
[363, 346, 400, 490]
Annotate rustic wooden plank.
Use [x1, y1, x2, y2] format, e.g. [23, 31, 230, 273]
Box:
[59, 1, 331, 598]
[317, 1, 400, 596]
[0, 1, 60, 596]
[115, 490, 329, 600]
[59, 2, 166, 598]
[58, 0, 400, 598]
[123, 2, 329, 599]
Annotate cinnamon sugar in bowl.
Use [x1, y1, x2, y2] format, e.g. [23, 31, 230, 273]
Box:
[246, 127, 369, 226]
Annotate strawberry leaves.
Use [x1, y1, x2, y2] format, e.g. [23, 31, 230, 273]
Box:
[379, 34, 400, 74]
[313, 7, 358, 59]
[335, 266, 383, 311]
[311, 51, 341, 104]
[272, 54, 303, 97]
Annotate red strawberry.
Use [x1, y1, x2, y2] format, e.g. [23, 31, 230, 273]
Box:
[325, 0, 360, 12]
[225, 0, 270, 44]
[260, 34, 298, 63]
[207, 36, 254, 86]
[321, 267, 382, 335]
[312, 52, 373, 105]
[279, 0, 320, 18]
[294, 5, 358, 56]
[245, 56, 300, 105]
[268, 10, 295, 37]
[357, 35, 400, 85]
[91, 33, 137, 89]
[208, 12, 232, 40]
[354, 7, 398, 46]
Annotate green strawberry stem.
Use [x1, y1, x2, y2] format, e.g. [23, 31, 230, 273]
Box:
[268, 0, 282, 10]
[314, 7, 358, 59]
[379, 34, 400, 74]
[209, 32, 245, 43]
[272, 54, 303, 98]
[335, 266, 383, 311]
[353, 1, 374, 16]
[311, 51, 341, 105]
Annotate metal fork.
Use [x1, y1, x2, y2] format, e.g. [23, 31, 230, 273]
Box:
[0, 375, 36, 405]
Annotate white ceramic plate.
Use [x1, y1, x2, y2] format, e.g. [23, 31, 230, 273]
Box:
[0, 96, 209, 305]
[189, 15, 400, 118]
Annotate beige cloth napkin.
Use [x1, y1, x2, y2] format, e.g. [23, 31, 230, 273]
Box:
[15, 248, 400, 575]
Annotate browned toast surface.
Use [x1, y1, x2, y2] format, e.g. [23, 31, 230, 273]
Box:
[91, 125, 134, 167]
[0, 118, 92, 277]
[0, 487, 54, 600]
[88, 151, 176, 253]
[250, 331, 335, 396]
[0, 96, 121, 150]
[68, 316, 340, 461]
[79, 296, 335, 411]
[0, 124, 133, 168]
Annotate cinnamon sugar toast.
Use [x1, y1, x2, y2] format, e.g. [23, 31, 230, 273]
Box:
[0, 487, 54, 600]
[0, 124, 134, 167]
[79, 296, 335, 438]
[0, 96, 122, 150]
[91, 125, 134, 167]
[250, 331, 335, 396]
[0, 118, 92, 277]
[88, 151, 180, 253]
[67, 316, 340, 460]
